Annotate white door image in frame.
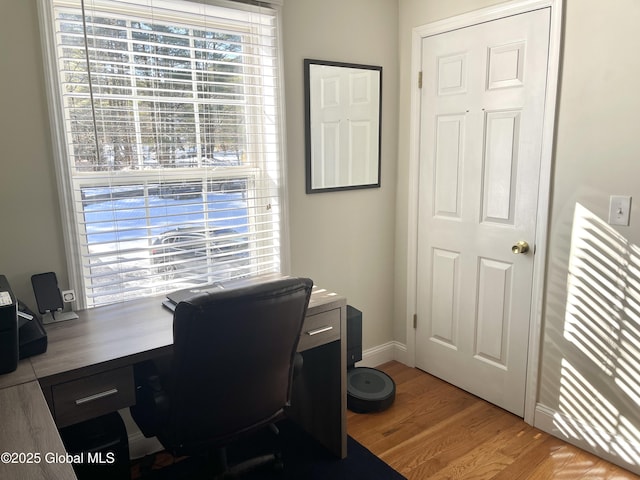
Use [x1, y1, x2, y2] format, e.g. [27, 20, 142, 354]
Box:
[308, 64, 381, 190]
[415, 8, 551, 416]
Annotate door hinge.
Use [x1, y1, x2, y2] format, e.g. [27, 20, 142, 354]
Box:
[418, 71, 423, 89]
[413, 313, 418, 329]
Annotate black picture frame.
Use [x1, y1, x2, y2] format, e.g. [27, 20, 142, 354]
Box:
[304, 59, 382, 194]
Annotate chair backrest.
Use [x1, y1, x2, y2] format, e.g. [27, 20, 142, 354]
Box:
[166, 277, 313, 451]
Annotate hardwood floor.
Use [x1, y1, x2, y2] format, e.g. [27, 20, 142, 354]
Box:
[347, 361, 639, 479]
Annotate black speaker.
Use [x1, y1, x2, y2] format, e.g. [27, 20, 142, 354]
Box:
[0, 275, 19, 374]
[346, 305, 396, 413]
[347, 305, 362, 367]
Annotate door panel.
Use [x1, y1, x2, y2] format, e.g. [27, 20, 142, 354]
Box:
[475, 257, 512, 367]
[434, 115, 465, 217]
[415, 8, 551, 416]
[430, 248, 460, 348]
[483, 110, 520, 223]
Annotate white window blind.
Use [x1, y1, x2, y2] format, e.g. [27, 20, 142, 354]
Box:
[40, 0, 286, 307]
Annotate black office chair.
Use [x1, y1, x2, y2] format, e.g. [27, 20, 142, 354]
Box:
[130, 277, 314, 477]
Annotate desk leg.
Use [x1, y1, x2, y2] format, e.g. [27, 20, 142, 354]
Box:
[289, 339, 347, 458]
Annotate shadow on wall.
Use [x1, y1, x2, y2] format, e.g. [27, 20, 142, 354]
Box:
[547, 202, 640, 470]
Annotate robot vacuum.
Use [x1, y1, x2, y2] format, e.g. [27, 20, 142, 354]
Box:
[347, 367, 396, 413]
[346, 306, 396, 413]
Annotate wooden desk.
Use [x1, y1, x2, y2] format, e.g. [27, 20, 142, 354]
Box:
[0, 381, 77, 480]
[0, 279, 346, 479]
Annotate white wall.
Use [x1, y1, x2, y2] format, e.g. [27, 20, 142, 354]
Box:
[0, 0, 68, 308]
[283, 0, 399, 350]
[536, 0, 640, 471]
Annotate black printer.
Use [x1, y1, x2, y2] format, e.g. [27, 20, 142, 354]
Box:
[0, 275, 47, 374]
[17, 299, 48, 359]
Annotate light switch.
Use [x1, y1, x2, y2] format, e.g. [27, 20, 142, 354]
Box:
[608, 195, 632, 226]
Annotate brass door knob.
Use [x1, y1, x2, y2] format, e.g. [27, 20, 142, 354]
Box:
[512, 241, 530, 254]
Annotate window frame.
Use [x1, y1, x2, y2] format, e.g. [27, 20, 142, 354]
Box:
[38, 0, 290, 309]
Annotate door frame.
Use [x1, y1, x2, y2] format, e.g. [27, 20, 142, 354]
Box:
[405, 0, 563, 424]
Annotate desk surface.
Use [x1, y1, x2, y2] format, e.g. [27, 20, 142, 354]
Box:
[0, 382, 77, 480]
[31, 279, 345, 384]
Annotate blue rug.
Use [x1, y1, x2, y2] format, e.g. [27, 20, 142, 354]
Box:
[137, 420, 406, 479]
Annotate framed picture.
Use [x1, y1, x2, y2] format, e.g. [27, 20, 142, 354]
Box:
[304, 59, 382, 193]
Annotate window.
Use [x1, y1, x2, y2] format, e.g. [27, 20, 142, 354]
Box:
[39, 0, 286, 308]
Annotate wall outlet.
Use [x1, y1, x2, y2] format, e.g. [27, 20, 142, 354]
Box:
[608, 195, 632, 226]
[61, 289, 76, 303]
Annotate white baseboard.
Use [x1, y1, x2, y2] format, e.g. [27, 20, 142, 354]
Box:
[534, 403, 640, 475]
[356, 341, 408, 368]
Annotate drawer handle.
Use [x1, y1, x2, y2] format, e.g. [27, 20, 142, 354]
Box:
[306, 325, 334, 336]
[75, 388, 119, 405]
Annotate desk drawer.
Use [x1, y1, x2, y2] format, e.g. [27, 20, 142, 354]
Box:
[298, 308, 341, 351]
[51, 366, 135, 428]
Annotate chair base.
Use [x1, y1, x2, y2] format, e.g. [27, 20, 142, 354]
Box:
[214, 451, 282, 479]
[183, 423, 284, 479]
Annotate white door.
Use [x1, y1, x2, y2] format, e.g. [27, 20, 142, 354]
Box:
[415, 8, 551, 416]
